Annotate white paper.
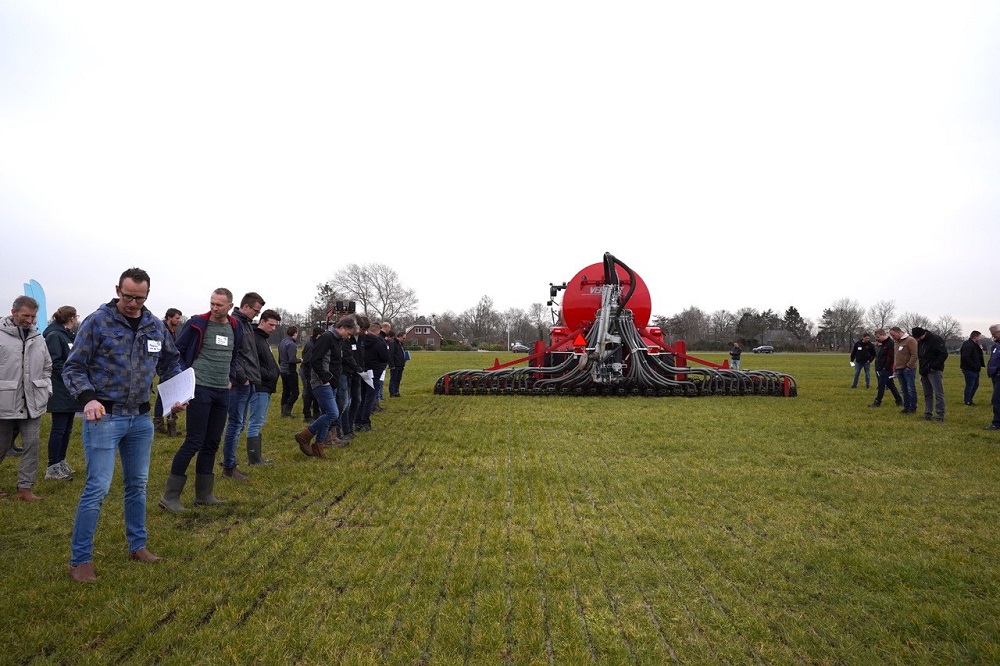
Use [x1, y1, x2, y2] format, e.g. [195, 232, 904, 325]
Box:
[158, 367, 196, 410]
[359, 369, 374, 389]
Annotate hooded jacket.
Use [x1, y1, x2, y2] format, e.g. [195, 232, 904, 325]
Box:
[916, 331, 948, 376]
[0, 316, 53, 419]
[231, 307, 261, 387]
[253, 325, 280, 393]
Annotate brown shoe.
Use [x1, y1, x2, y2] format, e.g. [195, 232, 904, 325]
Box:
[68, 561, 97, 583]
[322, 431, 349, 448]
[15, 488, 43, 502]
[310, 442, 327, 458]
[222, 466, 250, 482]
[295, 428, 314, 456]
[129, 548, 163, 563]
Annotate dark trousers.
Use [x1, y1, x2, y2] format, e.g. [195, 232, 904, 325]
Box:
[47, 411, 75, 466]
[991, 375, 1000, 427]
[389, 365, 404, 396]
[170, 385, 230, 476]
[963, 369, 981, 405]
[874, 370, 902, 406]
[280, 371, 300, 409]
[349, 373, 364, 426]
[358, 374, 383, 427]
[300, 371, 317, 418]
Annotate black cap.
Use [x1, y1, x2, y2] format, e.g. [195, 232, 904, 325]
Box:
[911, 327, 926, 338]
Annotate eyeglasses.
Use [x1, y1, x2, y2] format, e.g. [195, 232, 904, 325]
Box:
[119, 292, 148, 304]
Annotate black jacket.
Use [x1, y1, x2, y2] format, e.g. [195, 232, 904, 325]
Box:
[309, 331, 345, 387]
[850, 339, 876, 364]
[362, 332, 389, 374]
[917, 331, 948, 376]
[959, 338, 985, 372]
[389, 339, 406, 368]
[44, 323, 83, 413]
[874, 338, 895, 372]
[252, 325, 280, 393]
[341, 336, 363, 375]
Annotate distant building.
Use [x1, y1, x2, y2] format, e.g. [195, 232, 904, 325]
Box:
[404, 320, 443, 349]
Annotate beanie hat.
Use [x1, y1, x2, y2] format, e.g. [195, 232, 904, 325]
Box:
[911, 327, 927, 338]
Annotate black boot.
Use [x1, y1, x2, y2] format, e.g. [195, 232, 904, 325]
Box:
[194, 473, 224, 505]
[247, 435, 273, 466]
[158, 474, 188, 513]
[280, 404, 292, 418]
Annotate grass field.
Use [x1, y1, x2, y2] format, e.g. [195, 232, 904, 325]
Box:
[2, 352, 998, 664]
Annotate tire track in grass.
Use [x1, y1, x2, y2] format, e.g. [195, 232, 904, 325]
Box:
[462, 449, 501, 665]
[578, 484, 681, 664]
[121, 436, 415, 663]
[377, 474, 455, 662]
[551, 457, 638, 664]
[528, 432, 599, 663]
[510, 403, 556, 664]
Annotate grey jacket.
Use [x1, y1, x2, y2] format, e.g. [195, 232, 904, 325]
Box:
[0, 316, 53, 419]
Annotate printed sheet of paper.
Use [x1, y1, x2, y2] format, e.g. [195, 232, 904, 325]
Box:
[360, 369, 374, 389]
[158, 367, 196, 409]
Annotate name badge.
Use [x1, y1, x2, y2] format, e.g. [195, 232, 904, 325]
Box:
[898, 346, 904, 351]
[351, 344, 357, 350]
[216, 335, 230, 346]
[147, 339, 162, 353]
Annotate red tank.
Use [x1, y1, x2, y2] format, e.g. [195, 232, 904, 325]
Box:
[560, 261, 653, 331]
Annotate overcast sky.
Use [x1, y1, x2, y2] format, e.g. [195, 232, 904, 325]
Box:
[2, 2, 998, 335]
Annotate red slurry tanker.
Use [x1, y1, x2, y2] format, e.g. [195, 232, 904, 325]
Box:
[435, 253, 797, 397]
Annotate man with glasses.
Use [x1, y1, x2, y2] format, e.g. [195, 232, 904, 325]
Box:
[63, 268, 186, 582]
[220, 292, 264, 481]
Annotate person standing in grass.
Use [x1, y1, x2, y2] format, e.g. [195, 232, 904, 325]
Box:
[869, 329, 902, 409]
[983, 324, 1000, 431]
[294, 317, 358, 456]
[959, 330, 985, 406]
[388, 331, 407, 397]
[159, 288, 241, 513]
[850, 333, 876, 389]
[64, 268, 186, 582]
[889, 326, 918, 414]
[912, 326, 948, 422]
[278, 324, 301, 418]
[299, 326, 323, 423]
[0, 296, 52, 501]
[43, 305, 82, 481]
[729, 341, 742, 370]
[245, 309, 281, 466]
[221, 292, 265, 482]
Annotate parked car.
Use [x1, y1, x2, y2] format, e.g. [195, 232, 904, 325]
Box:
[752, 345, 774, 354]
[510, 342, 530, 353]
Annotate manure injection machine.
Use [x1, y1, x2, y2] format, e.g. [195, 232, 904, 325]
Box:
[434, 253, 797, 397]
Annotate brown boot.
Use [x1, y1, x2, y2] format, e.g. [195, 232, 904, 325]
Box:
[153, 416, 168, 434]
[166, 415, 181, 437]
[310, 442, 327, 458]
[15, 488, 43, 502]
[323, 431, 348, 448]
[222, 466, 250, 482]
[129, 548, 163, 563]
[295, 428, 314, 457]
[68, 561, 97, 583]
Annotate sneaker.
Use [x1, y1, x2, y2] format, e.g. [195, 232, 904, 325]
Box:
[45, 463, 71, 480]
[984, 424, 1000, 431]
[869, 402, 881, 408]
[60, 460, 75, 475]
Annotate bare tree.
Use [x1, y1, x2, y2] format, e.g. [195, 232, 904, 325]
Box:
[898, 311, 931, 333]
[934, 315, 962, 342]
[708, 310, 737, 343]
[866, 300, 896, 331]
[325, 263, 419, 323]
[818, 298, 866, 349]
[459, 296, 502, 345]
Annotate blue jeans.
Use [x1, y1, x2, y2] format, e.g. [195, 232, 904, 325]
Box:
[963, 370, 981, 405]
[308, 383, 339, 442]
[70, 414, 154, 565]
[337, 374, 352, 436]
[171, 385, 229, 476]
[897, 368, 917, 412]
[223, 383, 253, 470]
[852, 362, 871, 388]
[246, 391, 272, 437]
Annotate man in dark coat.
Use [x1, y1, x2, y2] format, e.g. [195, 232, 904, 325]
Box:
[850, 334, 876, 389]
[959, 330, 985, 406]
[912, 326, 948, 422]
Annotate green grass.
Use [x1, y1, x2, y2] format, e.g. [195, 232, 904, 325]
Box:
[2, 352, 999, 664]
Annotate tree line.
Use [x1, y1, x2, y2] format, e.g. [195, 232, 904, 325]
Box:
[270, 264, 968, 353]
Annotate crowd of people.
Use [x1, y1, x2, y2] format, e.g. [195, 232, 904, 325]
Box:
[0, 267, 408, 583]
[850, 325, 1000, 425]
